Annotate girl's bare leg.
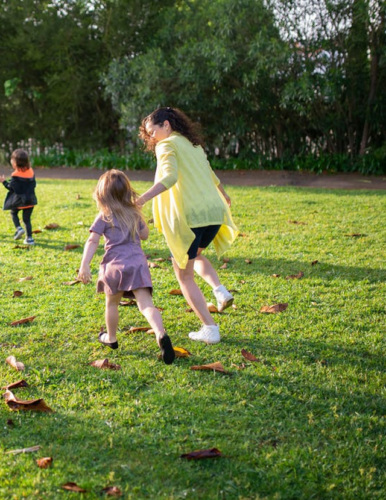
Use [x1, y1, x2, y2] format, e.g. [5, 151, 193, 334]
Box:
[133, 288, 175, 364]
[172, 258, 216, 326]
[104, 292, 124, 343]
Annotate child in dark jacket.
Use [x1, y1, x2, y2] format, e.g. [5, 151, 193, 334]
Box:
[0, 149, 37, 245]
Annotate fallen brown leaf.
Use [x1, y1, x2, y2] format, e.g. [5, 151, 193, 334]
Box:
[18, 276, 33, 282]
[2, 379, 29, 390]
[13, 290, 23, 297]
[345, 233, 366, 237]
[207, 302, 220, 313]
[5, 445, 41, 454]
[11, 315, 36, 326]
[5, 356, 25, 371]
[32, 229, 42, 234]
[285, 271, 304, 280]
[220, 263, 228, 269]
[271, 274, 281, 278]
[180, 448, 222, 460]
[222, 257, 230, 263]
[4, 390, 53, 412]
[6, 419, 15, 427]
[173, 347, 192, 358]
[129, 326, 151, 333]
[311, 260, 319, 266]
[76, 194, 81, 199]
[90, 359, 121, 370]
[44, 223, 59, 230]
[147, 218, 154, 224]
[169, 289, 183, 295]
[153, 257, 166, 262]
[101, 486, 123, 497]
[238, 233, 247, 237]
[148, 261, 160, 268]
[241, 349, 261, 362]
[260, 303, 288, 314]
[288, 220, 306, 225]
[62, 482, 87, 493]
[14, 245, 29, 249]
[119, 299, 136, 306]
[62, 279, 81, 286]
[190, 362, 230, 374]
[64, 244, 80, 251]
[245, 259, 252, 264]
[36, 457, 53, 469]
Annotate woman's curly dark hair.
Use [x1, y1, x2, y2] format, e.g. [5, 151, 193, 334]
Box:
[139, 107, 204, 153]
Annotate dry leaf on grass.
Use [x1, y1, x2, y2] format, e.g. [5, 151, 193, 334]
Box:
[148, 261, 160, 268]
[207, 302, 220, 313]
[36, 457, 53, 468]
[44, 223, 59, 230]
[220, 263, 228, 269]
[62, 280, 81, 286]
[173, 347, 192, 358]
[14, 245, 29, 249]
[285, 271, 304, 280]
[2, 379, 29, 390]
[311, 260, 319, 266]
[241, 349, 261, 362]
[18, 276, 33, 282]
[345, 233, 366, 237]
[169, 288, 183, 295]
[180, 448, 223, 460]
[191, 362, 230, 374]
[62, 482, 87, 493]
[32, 229, 42, 234]
[119, 299, 136, 306]
[288, 220, 307, 225]
[101, 486, 123, 497]
[11, 315, 36, 326]
[64, 244, 80, 251]
[6, 356, 25, 371]
[153, 257, 166, 262]
[5, 445, 41, 454]
[260, 303, 288, 314]
[271, 274, 281, 278]
[245, 259, 252, 264]
[128, 326, 151, 333]
[90, 359, 121, 370]
[13, 290, 23, 297]
[238, 232, 247, 237]
[4, 389, 53, 412]
[222, 257, 230, 263]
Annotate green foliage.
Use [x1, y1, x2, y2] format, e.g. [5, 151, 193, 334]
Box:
[0, 179, 385, 498]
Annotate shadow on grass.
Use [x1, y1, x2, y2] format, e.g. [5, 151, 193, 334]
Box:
[219, 256, 386, 283]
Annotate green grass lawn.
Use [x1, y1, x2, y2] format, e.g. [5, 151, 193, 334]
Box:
[0, 179, 385, 499]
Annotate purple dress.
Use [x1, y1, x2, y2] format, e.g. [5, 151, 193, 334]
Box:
[90, 214, 152, 297]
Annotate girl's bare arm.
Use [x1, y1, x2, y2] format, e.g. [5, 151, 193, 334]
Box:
[77, 231, 101, 283]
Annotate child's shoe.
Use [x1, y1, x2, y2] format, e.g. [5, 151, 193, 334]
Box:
[213, 285, 234, 312]
[14, 227, 25, 240]
[188, 324, 220, 344]
[23, 237, 35, 245]
[159, 334, 175, 364]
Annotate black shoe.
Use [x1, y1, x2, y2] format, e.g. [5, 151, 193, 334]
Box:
[159, 334, 175, 365]
[98, 332, 118, 350]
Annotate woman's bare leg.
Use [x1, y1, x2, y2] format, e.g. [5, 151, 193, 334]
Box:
[172, 258, 216, 326]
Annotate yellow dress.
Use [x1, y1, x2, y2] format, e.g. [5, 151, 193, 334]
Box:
[153, 132, 239, 269]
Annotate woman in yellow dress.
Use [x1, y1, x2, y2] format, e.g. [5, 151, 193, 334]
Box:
[138, 107, 238, 344]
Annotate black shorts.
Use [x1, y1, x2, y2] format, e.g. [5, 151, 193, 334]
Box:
[187, 225, 221, 260]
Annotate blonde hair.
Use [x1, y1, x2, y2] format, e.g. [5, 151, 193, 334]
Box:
[93, 170, 145, 238]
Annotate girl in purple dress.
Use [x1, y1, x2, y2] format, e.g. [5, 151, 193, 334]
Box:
[78, 170, 175, 364]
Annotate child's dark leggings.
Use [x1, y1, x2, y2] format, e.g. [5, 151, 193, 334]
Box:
[11, 207, 34, 237]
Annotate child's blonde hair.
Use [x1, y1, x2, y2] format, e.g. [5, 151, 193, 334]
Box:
[93, 170, 145, 238]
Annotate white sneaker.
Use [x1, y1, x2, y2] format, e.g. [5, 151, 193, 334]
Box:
[189, 325, 220, 344]
[213, 285, 234, 312]
[14, 227, 25, 240]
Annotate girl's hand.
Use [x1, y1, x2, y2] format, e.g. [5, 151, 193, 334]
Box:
[77, 266, 92, 284]
[0, 175, 5, 183]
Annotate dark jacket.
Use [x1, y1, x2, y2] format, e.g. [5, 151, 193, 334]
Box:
[2, 173, 37, 210]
